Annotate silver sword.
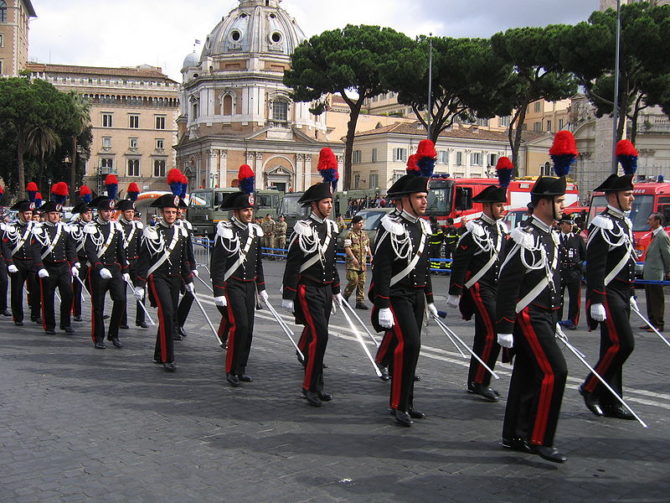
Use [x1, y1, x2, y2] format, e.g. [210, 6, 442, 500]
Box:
[191, 290, 224, 347]
[123, 277, 156, 326]
[262, 298, 304, 359]
[337, 297, 382, 377]
[630, 304, 670, 348]
[339, 299, 379, 347]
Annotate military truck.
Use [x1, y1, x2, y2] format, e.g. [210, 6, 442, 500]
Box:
[188, 187, 282, 237]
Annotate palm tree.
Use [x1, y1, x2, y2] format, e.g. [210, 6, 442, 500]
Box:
[26, 124, 61, 190]
[67, 92, 91, 195]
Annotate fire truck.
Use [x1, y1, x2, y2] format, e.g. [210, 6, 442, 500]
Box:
[587, 180, 670, 262]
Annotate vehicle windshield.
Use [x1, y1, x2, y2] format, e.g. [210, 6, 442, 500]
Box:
[256, 194, 272, 207]
[426, 186, 452, 215]
[502, 209, 528, 230]
[190, 191, 212, 207]
[279, 195, 306, 217]
[589, 194, 654, 232]
[359, 211, 389, 231]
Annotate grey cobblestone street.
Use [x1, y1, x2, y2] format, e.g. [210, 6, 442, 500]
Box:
[1, 261, 669, 502]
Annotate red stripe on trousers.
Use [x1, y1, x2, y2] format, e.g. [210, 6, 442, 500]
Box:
[297, 284, 318, 391]
[584, 296, 619, 393]
[470, 282, 495, 383]
[148, 276, 168, 363]
[518, 308, 554, 446]
[40, 277, 46, 330]
[224, 288, 237, 373]
[389, 306, 404, 410]
[88, 266, 95, 343]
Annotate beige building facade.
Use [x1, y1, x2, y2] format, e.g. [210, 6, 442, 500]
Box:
[26, 63, 180, 194]
[0, 0, 35, 76]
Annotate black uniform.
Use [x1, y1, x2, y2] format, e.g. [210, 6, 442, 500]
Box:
[211, 218, 265, 377]
[370, 211, 433, 413]
[136, 221, 193, 365]
[1, 219, 41, 323]
[558, 231, 585, 327]
[119, 216, 146, 328]
[70, 219, 90, 320]
[0, 223, 10, 315]
[32, 221, 77, 332]
[84, 218, 128, 347]
[449, 214, 507, 390]
[176, 218, 197, 336]
[581, 206, 636, 412]
[282, 213, 340, 395]
[497, 217, 567, 449]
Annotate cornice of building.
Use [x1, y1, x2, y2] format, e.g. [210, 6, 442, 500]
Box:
[25, 62, 178, 84]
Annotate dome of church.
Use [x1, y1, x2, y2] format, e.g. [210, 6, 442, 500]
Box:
[201, 0, 306, 59]
[181, 51, 199, 70]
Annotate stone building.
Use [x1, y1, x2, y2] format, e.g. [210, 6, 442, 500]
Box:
[175, 0, 343, 193]
[0, 0, 35, 76]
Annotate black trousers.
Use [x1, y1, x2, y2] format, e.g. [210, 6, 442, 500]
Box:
[89, 266, 126, 344]
[72, 258, 89, 318]
[120, 259, 145, 326]
[148, 275, 180, 363]
[559, 268, 582, 325]
[221, 280, 256, 375]
[429, 243, 442, 268]
[40, 262, 73, 331]
[385, 290, 424, 411]
[10, 259, 40, 323]
[582, 286, 635, 408]
[645, 284, 665, 329]
[177, 287, 194, 328]
[503, 306, 566, 447]
[0, 261, 8, 312]
[466, 283, 500, 388]
[296, 283, 332, 393]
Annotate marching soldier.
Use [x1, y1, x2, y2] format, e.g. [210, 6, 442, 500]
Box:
[32, 200, 77, 335]
[211, 165, 267, 386]
[370, 139, 437, 427]
[2, 200, 41, 326]
[579, 139, 639, 421]
[282, 147, 342, 407]
[84, 196, 129, 349]
[70, 197, 94, 322]
[135, 194, 194, 372]
[175, 207, 197, 339]
[274, 215, 288, 258]
[117, 199, 147, 330]
[261, 214, 275, 259]
[342, 215, 371, 310]
[496, 132, 576, 463]
[448, 169, 509, 401]
[0, 208, 12, 317]
[557, 216, 585, 330]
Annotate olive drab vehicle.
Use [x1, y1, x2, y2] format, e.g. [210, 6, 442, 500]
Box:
[188, 187, 282, 237]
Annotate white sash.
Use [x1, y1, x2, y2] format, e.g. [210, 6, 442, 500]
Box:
[604, 242, 636, 286]
[11, 224, 33, 256]
[465, 251, 498, 289]
[40, 224, 63, 260]
[299, 224, 332, 273]
[147, 227, 180, 277]
[96, 225, 116, 260]
[224, 227, 256, 281]
[390, 232, 426, 287]
[123, 223, 137, 250]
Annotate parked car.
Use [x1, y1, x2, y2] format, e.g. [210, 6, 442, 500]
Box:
[337, 207, 395, 251]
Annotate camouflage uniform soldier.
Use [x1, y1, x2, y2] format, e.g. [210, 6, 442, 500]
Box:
[343, 215, 371, 310]
[274, 215, 288, 258]
[260, 214, 275, 258]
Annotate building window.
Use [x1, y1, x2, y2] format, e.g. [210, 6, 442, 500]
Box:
[499, 115, 511, 127]
[438, 151, 448, 164]
[153, 159, 166, 177]
[352, 150, 362, 164]
[489, 154, 498, 167]
[129, 137, 138, 150]
[456, 152, 463, 166]
[369, 173, 379, 189]
[102, 113, 113, 128]
[558, 119, 564, 130]
[476, 117, 488, 127]
[101, 158, 114, 173]
[155, 138, 164, 151]
[534, 102, 541, 113]
[223, 95, 233, 115]
[272, 100, 288, 122]
[393, 148, 407, 162]
[471, 152, 482, 166]
[155, 116, 166, 130]
[0, 34, 4, 47]
[0, 1, 6, 23]
[533, 122, 542, 132]
[192, 102, 199, 119]
[546, 120, 552, 132]
[371, 148, 378, 162]
[129, 115, 139, 128]
[102, 136, 111, 150]
[127, 159, 140, 177]
[0, 60, 4, 75]
[354, 173, 360, 189]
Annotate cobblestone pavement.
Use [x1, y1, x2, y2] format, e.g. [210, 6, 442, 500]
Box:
[0, 261, 669, 502]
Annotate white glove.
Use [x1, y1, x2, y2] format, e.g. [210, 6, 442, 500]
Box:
[214, 296, 227, 307]
[629, 296, 639, 312]
[134, 288, 144, 301]
[71, 267, 79, 277]
[447, 294, 460, 308]
[427, 303, 438, 317]
[99, 268, 112, 279]
[379, 307, 394, 329]
[332, 293, 344, 314]
[282, 299, 294, 312]
[7, 264, 18, 274]
[590, 303, 606, 322]
[186, 282, 195, 294]
[74, 262, 81, 269]
[122, 273, 131, 283]
[192, 269, 199, 278]
[497, 333, 514, 348]
[258, 290, 269, 303]
[38, 268, 50, 279]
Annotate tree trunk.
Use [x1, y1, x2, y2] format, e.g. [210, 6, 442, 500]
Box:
[17, 134, 26, 201]
[70, 135, 78, 196]
[508, 102, 529, 178]
[343, 101, 363, 190]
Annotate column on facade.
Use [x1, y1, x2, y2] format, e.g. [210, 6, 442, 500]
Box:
[464, 149, 472, 178]
[207, 149, 218, 188]
[218, 150, 227, 188]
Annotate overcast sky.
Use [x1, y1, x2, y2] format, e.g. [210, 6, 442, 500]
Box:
[28, 0, 600, 82]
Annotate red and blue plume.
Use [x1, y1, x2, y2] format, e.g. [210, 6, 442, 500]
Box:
[549, 131, 579, 177]
[616, 139, 638, 175]
[0, 185, 4, 204]
[79, 185, 92, 204]
[238, 165, 255, 195]
[406, 154, 420, 176]
[35, 192, 43, 208]
[104, 174, 118, 200]
[26, 182, 38, 203]
[317, 147, 339, 191]
[167, 168, 183, 197]
[179, 174, 188, 199]
[496, 156, 513, 188]
[127, 182, 140, 201]
[51, 182, 69, 205]
[416, 139, 437, 177]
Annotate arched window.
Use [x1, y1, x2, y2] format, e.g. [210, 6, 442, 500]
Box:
[0, 1, 7, 23]
[272, 99, 288, 122]
[223, 94, 233, 115]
